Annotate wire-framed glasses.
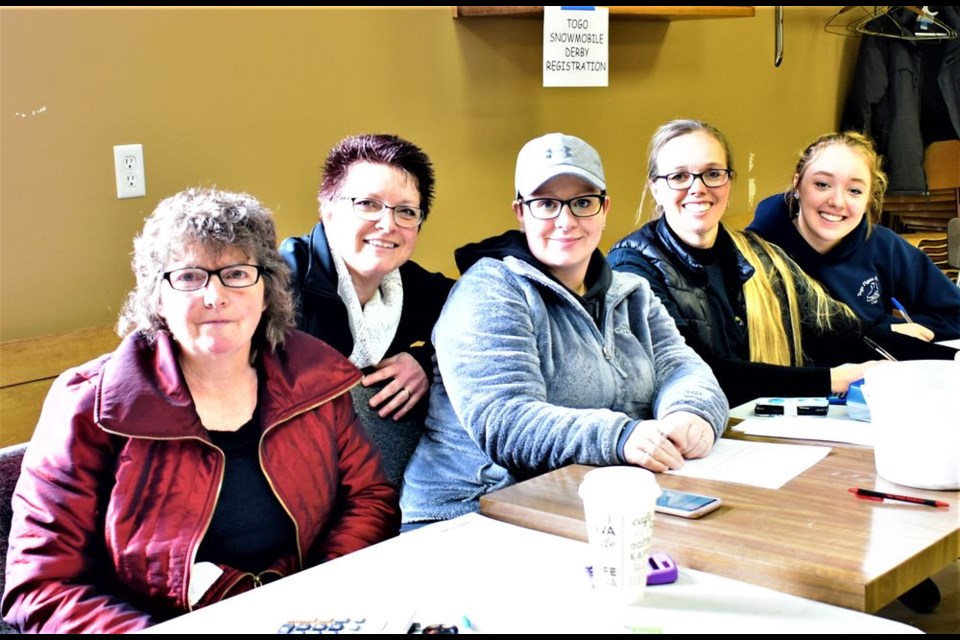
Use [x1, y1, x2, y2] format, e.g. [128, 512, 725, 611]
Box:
[339, 197, 424, 228]
[519, 192, 606, 220]
[162, 264, 264, 292]
[654, 169, 733, 190]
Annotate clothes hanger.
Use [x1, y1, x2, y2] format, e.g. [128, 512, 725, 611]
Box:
[857, 6, 957, 41]
[911, 6, 959, 39]
[825, 6, 880, 37]
[825, 6, 957, 41]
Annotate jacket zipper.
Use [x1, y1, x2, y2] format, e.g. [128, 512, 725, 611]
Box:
[98, 428, 227, 613]
[184, 438, 226, 612]
[99, 374, 360, 610]
[209, 566, 281, 601]
[257, 378, 361, 571]
[517, 259, 634, 378]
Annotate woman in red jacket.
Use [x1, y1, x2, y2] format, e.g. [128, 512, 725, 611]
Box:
[1, 188, 400, 633]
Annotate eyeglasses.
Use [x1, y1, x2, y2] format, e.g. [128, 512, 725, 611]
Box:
[162, 264, 264, 292]
[339, 197, 424, 229]
[519, 192, 606, 220]
[654, 169, 733, 190]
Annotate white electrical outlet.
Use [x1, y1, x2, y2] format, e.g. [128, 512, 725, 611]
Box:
[113, 144, 146, 199]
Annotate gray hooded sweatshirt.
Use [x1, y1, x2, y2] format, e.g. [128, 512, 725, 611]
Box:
[401, 231, 728, 523]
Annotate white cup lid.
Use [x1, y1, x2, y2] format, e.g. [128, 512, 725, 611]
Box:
[578, 466, 661, 505]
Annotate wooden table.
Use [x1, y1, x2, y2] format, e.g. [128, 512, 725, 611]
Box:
[479, 446, 959, 612]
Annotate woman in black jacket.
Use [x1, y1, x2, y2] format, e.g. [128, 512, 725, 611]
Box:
[280, 134, 455, 485]
[608, 119, 881, 408]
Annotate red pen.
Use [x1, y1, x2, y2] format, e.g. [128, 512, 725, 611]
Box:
[849, 487, 949, 508]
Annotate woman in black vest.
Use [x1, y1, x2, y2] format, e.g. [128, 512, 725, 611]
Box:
[608, 119, 881, 408]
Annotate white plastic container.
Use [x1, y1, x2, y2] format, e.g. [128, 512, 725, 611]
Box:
[864, 360, 960, 490]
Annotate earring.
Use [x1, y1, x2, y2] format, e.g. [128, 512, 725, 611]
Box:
[791, 192, 801, 218]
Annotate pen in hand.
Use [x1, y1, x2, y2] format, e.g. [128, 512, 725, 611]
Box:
[890, 297, 914, 324]
[849, 487, 949, 508]
[862, 336, 898, 362]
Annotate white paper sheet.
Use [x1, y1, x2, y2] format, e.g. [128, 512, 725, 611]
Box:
[730, 417, 875, 446]
[666, 438, 831, 490]
[727, 399, 874, 446]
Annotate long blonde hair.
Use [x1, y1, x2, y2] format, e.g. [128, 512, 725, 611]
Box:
[645, 119, 855, 365]
[728, 230, 852, 365]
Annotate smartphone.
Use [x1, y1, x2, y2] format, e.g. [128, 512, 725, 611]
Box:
[655, 488, 722, 519]
[754, 397, 829, 416]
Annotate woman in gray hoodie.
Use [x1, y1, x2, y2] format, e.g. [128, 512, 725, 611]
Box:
[401, 133, 728, 524]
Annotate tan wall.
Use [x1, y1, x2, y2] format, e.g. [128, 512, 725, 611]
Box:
[0, 6, 859, 340]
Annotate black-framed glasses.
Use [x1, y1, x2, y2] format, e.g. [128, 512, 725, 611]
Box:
[162, 264, 264, 292]
[519, 192, 606, 220]
[339, 197, 424, 229]
[654, 169, 733, 190]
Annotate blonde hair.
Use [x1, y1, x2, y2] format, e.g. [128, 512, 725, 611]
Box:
[728, 230, 853, 365]
[644, 119, 856, 365]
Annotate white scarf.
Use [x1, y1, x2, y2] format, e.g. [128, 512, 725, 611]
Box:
[331, 248, 403, 369]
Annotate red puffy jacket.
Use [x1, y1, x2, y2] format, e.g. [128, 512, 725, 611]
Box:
[2, 330, 399, 633]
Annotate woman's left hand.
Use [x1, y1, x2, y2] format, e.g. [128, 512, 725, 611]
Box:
[659, 411, 715, 459]
[362, 352, 428, 420]
[622, 420, 685, 473]
[890, 322, 934, 342]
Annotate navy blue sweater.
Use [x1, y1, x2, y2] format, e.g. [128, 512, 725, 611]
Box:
[749, 194, 960, 340]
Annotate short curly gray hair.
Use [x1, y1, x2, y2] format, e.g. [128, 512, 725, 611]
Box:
[117, 187, 295, 354]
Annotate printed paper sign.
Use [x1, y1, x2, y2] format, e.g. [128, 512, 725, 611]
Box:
[543, 6, 609, 87]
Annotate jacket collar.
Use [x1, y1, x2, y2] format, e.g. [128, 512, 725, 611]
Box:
[95, 330, 360, 440]
[458, 229, 614, 298]
[654, 218, 754, 286]
[300, 222, 338, 296]
[503, 252, 639, 310]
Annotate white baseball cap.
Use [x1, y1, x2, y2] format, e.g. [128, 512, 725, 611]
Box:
[514, 132, 606, 196]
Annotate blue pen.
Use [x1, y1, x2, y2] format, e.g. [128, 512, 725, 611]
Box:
[890, 297, 914, 324]
[459, 614, 477, 634]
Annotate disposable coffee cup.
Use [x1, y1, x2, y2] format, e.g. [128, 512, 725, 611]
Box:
[578, 466, 660, 605]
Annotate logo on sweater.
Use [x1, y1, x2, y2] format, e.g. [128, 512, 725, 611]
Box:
[857, 277, 881, 305]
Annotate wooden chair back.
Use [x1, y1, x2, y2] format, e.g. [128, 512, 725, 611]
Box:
[0, 325, 119, 447]
[881, 188, 960, 233]
[0, 441, 27, 633]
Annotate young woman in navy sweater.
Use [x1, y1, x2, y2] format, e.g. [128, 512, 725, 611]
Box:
[750, 132, 960, 343]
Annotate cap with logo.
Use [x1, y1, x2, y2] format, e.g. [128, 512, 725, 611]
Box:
[514, 133, 606, 196]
